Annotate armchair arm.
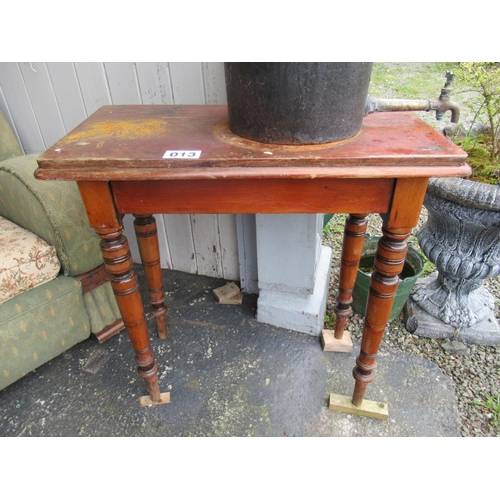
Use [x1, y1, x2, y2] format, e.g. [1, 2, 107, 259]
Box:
[0, 111, 23, 161]
[0, 154, 103, 276]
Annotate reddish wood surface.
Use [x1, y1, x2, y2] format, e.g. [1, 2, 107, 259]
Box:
[112, 178, 393, 215]
[35, 105, 471, 181]
[78, 182, 162, 402]
[93, 319, 125, 344]
[352, 178, 430, 406]
[77, 263, 110, 294]
[133, 214, 168, 339]
[333, 214, 368, 339]
[77, 181, 122, 229]
[35, 105, 471, 407]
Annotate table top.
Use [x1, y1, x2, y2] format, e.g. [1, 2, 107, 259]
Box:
[36, 105, 471, 182]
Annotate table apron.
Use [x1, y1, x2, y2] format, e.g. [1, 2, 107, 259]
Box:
[111, 178, 395, 215]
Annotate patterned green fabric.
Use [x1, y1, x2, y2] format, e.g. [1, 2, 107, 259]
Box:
[0, 276, 90, 391]
[83, 281, 122, 334]
[0, 215, 61, 304]
[0, 126, 124, 391]
[0, 111, 23, 161]
[0, 155, 103, 276]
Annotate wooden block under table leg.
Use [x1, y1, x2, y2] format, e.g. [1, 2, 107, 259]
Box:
[138, 392, 171, 407]
[321, 329, 353, 352]
[213, 282, 241, 304]
[328, 393, 388, 420]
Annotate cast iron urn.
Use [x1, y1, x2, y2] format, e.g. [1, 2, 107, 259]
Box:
[224, 62, 373, 145]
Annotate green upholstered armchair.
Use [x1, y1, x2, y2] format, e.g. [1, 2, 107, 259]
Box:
[0, 111, 124, 391]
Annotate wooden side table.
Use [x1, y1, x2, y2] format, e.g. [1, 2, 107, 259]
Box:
[36, 105, 470, 413]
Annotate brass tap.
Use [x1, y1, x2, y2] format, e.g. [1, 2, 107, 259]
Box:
[435, 71, 460, 122]
[365, 72, 460, 123]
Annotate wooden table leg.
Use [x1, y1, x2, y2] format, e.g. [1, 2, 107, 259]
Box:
[97, 225, 167, 403]
[329, 225, 407, 419]
[77, 182, 169, 405]
[133, 214, 168, 340]
[322, 213, 368, 352]
[351, 225, 410, 405]
[329, 178, 428, 419]
[351, 178, 428, 408]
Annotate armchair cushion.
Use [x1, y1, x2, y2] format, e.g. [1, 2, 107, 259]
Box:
[0, 276, 90, 391]
[0, 155, 103, 276]
[0, 215, 61, 305]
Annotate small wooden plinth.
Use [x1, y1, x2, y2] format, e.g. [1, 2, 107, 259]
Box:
[321, 329, 353, 352]
[329, 393, 388, 420]
[138, 392, 171, 407]
[213, 283, 243, 304]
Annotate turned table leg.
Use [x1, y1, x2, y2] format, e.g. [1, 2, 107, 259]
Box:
[352, 225, 410, 406]
[350, 178, 429, 408]
[329, 225, 409, 419]
[328, 178, 428, 419]
[97, 226, 163, 402]
[322, 214, 368, 352]
[77, 182, 169, 405]
[133, 214, 168, 340]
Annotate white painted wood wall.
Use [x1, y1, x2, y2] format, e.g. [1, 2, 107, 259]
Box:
[0, 62, 239, 280]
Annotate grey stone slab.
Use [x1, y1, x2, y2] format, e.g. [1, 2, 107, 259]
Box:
[0, 265, 460, 437]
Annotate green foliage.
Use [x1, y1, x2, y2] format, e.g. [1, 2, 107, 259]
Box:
[322, 214, 347, 248]
[474, 395, 500, 428]
[418, 251, 436, 277]
[324, 312, 335, 328]
[454, 63, 500, 176]
[455, 134, 500, 184]
[369, 62, 500, 185]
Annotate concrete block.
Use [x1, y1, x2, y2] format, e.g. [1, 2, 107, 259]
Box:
[257, 245, 332, 335]
[256, 214, 322, 294]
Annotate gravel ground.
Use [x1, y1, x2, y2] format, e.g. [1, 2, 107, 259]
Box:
[324, 64, 500, 437]
[323, 212, 500, 437]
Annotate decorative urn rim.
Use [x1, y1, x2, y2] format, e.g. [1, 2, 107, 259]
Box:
[409, 175, 500, 342]
[428, 177, 500, 212]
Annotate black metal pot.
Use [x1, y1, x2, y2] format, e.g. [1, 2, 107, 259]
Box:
[224, 62, 373, 145]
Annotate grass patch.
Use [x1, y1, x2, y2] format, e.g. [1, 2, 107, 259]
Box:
[455, 135, 500, 184]
[369, 63, 456, 99]
[474, 395, 500, 428]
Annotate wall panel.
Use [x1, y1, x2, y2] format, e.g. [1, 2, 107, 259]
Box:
[136, 62, 173, 104]
[169, 62, 205, 104]
[0, 62, 46, 153]
[73, 63, 112, 115]
[0, 61, 237, 280]
[18, 62, 66, 148]
[104, 62, 142, 104]
[46, 63, 87, 133]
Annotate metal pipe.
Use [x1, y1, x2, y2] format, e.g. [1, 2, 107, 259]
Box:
[365, 71, 460, 123]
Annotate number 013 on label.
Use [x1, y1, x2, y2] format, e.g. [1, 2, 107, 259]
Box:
[163, 150, 202, 159]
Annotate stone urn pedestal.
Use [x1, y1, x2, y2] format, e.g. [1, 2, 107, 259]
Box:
[404, 177, 500, 345]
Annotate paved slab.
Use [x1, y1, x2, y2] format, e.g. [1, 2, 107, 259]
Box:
[0, 266, 461, 437]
